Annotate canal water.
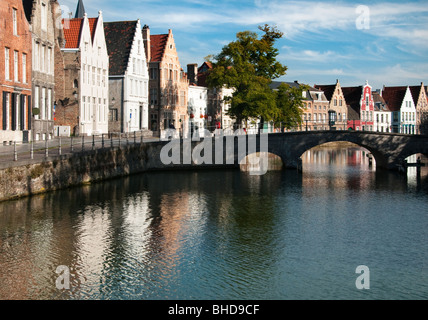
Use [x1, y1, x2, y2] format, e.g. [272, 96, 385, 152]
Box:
[0, 145, 427, 300]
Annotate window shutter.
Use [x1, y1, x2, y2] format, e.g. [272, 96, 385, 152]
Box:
[27, 95, 32, 130]
[11, 93, 16, 131]
[20, 94, 25, 130]
[2, 92, 7, 130]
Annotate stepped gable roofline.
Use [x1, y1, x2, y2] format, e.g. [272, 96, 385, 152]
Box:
[381, 86, 408, 112]
[104, 20, 138, 76]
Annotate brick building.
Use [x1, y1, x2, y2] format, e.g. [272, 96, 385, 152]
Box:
[409, 83, 428, 134]
[0, 0, 33, 144]
[315, 79, 348, 130]
[23, 0, 61, 141]
[143, 26, 188, 135]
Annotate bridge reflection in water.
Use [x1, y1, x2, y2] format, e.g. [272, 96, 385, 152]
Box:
[242, 141, 428, 181]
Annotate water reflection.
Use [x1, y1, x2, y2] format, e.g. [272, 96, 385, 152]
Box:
[0, 146, 427, 300]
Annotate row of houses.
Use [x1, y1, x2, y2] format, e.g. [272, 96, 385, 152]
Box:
[312, 80, 428, 134]
[1, 0, 428, 145]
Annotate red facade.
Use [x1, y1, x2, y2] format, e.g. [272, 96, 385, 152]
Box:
[0, 0, 32, 143]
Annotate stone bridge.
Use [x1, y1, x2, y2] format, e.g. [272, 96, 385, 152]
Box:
[156, 131, 428, 171]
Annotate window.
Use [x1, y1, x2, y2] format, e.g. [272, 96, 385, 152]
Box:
[47, 47, 52, 74]
[41, 45, 45, 72]
[47, 89, 52, 120]
[110, 108, 118, 121]
[150, 88, 158, 105]
[5, 48, 10, 80]
[13, 8, 18, 36]
[150, 68, 157, 79]
[34, 86, 40, 120]
[41, 3, 47, 31]
[14, 51, 19, 82]
[34, 42, 39, 71]
[41, 88, 46, 120]
[22, 53, 27, 83]
[366, 95, 369, 106]
[339, 99, 343, 106]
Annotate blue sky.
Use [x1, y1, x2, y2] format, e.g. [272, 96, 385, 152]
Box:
[59, 0, 428, 90]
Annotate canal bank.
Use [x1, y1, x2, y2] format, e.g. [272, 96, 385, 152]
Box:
[0, 140, 239, 203]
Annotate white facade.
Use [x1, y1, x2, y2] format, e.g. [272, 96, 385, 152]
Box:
[78, 12, 109, 136]
[188, 85, 208, 137]
[374, 108, 391, 133]
[123, 20, 149, 133]
[399, 87, 417, 134]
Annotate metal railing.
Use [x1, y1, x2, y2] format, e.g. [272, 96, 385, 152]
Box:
[0, 131, 156, 165]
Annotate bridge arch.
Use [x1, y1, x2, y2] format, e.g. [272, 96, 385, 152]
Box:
[266, 131, 404, 170]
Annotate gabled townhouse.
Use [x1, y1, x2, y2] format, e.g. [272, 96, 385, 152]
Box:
[342, 81, 374, 131]
[104, 19, 149, 134]
[372, 90, 391, 133]
[408, 83, 428, 134]
[305, 85, 329, 131]
[314, 79, 348, 130]
[0, 0, 32, 144]
[381, 86, 417, 134]
[23, 0, 61, 141]
[143, 26, 188, 135]
[188, 62, 235, 133]
[54, 6, 109, 136]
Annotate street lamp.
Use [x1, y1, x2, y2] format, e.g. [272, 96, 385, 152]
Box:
[328, 110, 337, 131]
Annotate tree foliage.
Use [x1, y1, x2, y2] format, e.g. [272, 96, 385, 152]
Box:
[206, 25, 306, 128]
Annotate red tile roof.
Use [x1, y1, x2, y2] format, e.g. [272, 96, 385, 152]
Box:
[382, 86, 407, 112]
[150, 34, 168, 62]
[62, 17, 98, 49]
[62, 18, 83, 48]
[88, 17, 98, 42]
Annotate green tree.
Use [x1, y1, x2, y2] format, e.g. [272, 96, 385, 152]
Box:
[275, 83, 308, 129]
[207, 25, 289, 127]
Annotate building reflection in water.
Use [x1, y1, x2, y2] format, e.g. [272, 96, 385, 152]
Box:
[0, 142, 426, 300]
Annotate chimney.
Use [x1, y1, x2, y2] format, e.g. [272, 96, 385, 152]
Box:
[142, 25, 151, 62]
[187, 64, 198, 85]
